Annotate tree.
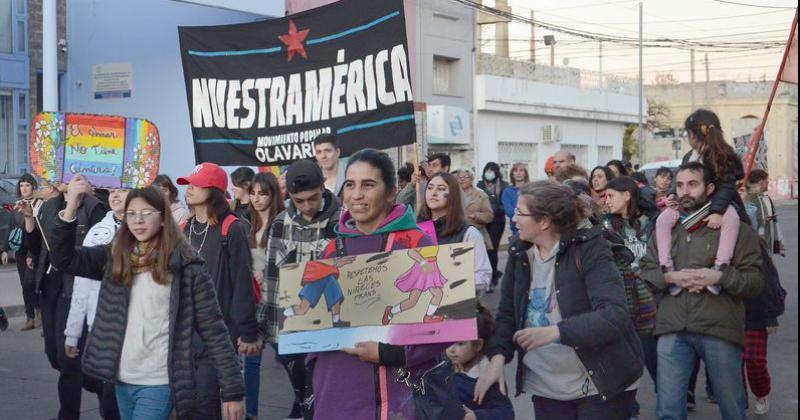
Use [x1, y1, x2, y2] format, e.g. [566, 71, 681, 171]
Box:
[622, 98, 671, 162]
[653, 72, 679, 86]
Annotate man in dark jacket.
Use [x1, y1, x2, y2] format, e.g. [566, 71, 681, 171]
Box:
[640, 162, 763, 420]
[23, 182, 107, 420]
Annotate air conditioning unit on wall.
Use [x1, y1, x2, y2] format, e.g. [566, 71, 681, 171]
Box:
[542, 125, 562, 143]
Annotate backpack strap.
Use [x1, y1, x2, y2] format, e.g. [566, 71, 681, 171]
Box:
[574, 242, 582, 276]
[219, 213, 239, 251]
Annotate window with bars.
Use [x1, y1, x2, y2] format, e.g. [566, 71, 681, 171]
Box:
[560, 144, 588, 169]
[433, 56, 456, 94]
[498, 141, 538, 181]
[597, 146, 614, 167]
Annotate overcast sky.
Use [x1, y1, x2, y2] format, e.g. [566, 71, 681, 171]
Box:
[477, 0, 796, 84]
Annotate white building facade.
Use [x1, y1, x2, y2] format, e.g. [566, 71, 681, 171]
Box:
[474, 54, 639, 180]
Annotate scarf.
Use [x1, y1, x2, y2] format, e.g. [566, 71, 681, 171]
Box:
[130, 241, 155, 274]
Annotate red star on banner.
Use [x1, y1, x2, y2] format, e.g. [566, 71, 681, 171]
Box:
[278, 19, 310, 61]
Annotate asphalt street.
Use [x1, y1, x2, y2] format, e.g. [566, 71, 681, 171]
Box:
[0, 205, 796, 420]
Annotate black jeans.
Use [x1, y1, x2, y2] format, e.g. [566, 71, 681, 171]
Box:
[195, 350, 223, 420]
[632, 331, 659, 415]
[15, 250, 38, 319]
[533, 390, 637, 420]
[40, 275, 103, 420]
[485, 218, 506, 283]
[269, 343, 309, 413]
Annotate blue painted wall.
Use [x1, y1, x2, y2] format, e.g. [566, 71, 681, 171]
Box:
[63, 0, 281, 182]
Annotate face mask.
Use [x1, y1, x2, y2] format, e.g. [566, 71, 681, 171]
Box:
[484, 171, 496, 182]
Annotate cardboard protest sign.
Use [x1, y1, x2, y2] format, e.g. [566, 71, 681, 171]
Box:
[178, 0, 415, 166]
[278, 243, 478, 355]
[30, 112, 160, 188]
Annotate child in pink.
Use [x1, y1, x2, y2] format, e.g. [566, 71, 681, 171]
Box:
[655, 110, 747, 293]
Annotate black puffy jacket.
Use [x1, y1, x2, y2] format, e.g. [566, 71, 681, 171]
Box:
[49, 217, 244, 419]
[486, 226, 644, 401]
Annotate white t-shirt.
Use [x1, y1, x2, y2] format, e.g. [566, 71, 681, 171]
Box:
[118, 272, 171, 385]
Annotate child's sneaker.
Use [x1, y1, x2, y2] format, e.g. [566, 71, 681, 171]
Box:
[753, 396, 770, 415]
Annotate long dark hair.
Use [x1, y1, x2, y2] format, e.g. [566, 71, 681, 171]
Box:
[418, 172, 466, 238]
[112, 187, 183, 287]
[590, 166, 615, 194]
[606, 160, 629, 177]
[249, 172, 285, 248]
[206, 188, 233, 226]
[605, 176, 644, 232]
[16, 174, 38, 197]
[153, 174, 180, 204]
[684, 109, 739, 181]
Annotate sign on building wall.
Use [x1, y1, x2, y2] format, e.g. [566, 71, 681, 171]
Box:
[92, 62, 133, 99]
[178, 0, 415, 166]
[426, 105, 470, 145]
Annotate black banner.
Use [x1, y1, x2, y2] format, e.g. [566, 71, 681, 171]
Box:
[178, 0, 415, 166]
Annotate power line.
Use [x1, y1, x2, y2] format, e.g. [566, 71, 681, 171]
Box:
[455, 0, 787, 51]
[708, 0, 797, 9]
[527, 9, 786, 25]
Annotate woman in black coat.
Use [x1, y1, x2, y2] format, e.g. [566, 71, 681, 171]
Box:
[48, 176, 245, 420]
[475, 180, 643, 420]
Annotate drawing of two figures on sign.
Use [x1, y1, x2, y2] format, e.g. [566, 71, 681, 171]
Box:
[283, 245, 450, 328]
[283, 256, 356, 328]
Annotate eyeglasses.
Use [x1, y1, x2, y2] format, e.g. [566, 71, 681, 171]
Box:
[124, 210, 162, 221]
[514, 208, 534, 217]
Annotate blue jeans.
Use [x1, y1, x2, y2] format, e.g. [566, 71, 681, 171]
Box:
[242, 352, 263, 416]
[656, 333, 746, 420]
[115, 383, 173, 420]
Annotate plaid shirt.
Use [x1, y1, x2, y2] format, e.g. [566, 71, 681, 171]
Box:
[256, 193, 342, 344]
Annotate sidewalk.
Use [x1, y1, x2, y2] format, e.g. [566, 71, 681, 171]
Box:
[0, 265, 24, 317]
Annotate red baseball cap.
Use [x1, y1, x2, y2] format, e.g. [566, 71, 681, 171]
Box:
[177, 163, 228, 194]
[545, 156, 555, 176]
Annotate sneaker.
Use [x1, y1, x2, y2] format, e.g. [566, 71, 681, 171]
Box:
[423, 315, 444, 323]
[753, 396, 770, 415]
[332, 320, 350, 328]
[382, 306, 393, 325]
[687, 391, 696, 412]
[485, 283, 494, 294]
[0, 310, 7, 332]
[285, 402, 305, 419]
[20, 318, 35, 331]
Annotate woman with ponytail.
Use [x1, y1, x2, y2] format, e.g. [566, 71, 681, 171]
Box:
[655, 109, 748, 278]
[475, 180, 643, 420]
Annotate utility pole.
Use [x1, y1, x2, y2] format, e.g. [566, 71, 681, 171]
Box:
[690, 49, 696, 111]
[638, 2, 644, 165]
[599, 40, 603, 89]
[43, 0, 58, 111]
[704, 52, 711, 106]
[550, 42, 555, 67]
[529, 10, 536, 63]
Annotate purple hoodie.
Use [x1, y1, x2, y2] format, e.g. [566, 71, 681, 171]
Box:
[308, 205, 448, 420]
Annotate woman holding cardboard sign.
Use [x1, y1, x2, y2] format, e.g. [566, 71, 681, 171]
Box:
[47, 175, 245, 420]
[312, 148, 462, 420]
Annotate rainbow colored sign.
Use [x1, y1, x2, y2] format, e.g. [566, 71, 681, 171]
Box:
[30, 112, 160, 188]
